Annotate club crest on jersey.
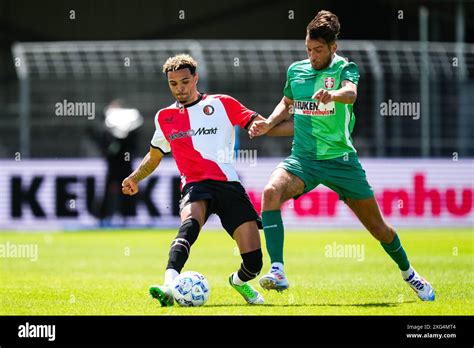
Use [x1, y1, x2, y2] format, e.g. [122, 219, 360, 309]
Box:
[203, 105, 214, 115]
[324, 77, 335, 89]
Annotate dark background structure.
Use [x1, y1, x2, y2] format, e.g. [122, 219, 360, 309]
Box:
[1, 0, 473, 158]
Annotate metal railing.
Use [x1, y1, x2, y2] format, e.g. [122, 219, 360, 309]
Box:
[9, 40, 474, 158]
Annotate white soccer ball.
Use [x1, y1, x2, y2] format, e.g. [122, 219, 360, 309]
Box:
[172, 271, 210, 307]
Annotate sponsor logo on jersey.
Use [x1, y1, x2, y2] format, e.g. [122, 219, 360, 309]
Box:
[293, 100, 335, 116]
[324, 77, 335, 89]
[203, 105, 214, 115]
[169, 127, 218, 141]
[193, 127, 217, 136]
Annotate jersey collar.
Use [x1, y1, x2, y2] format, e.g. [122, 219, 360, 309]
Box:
[312, 54, 338, 73]
[175, 93, 204, 109]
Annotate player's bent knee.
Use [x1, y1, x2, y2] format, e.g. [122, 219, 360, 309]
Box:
[262, 184, 282, 206]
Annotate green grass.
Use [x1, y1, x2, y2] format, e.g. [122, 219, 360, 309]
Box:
[0, 228, 472, 315]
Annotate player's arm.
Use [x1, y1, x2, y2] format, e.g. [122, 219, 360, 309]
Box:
[248, 96, 294, 138]
[312, 80, 358, 105]
[122, 146, 163, 196]
[130, 146, 163, 182]
[248, 114, 294, 137]
[221, 94, 293, 137]
[123, 110, 171, 195]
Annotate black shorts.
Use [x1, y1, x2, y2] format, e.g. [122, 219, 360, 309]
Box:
[179, 179, 262, 236]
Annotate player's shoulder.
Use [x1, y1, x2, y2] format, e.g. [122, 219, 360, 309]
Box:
[287, 59, 312, 74]
[287, 59, 313, 79]
[155, 102, 178, 120]
[333, 54, 358, 69]
[207, 93, 233, 100]
[207, 94, 240, 104]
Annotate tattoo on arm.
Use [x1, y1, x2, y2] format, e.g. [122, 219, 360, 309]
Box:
[130, 154, 158, 182]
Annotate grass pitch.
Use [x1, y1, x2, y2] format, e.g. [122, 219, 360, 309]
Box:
[1, 228, 472, 315]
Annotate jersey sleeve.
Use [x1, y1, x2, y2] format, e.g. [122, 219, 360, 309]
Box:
[220, 95, 258, 129]
[341, 62, 360, 85]
[150, 111, 171, 154]
[283, 64, 294, 100]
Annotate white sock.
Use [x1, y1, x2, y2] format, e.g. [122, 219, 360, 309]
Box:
[164, 269, 179, 286]
[232, 272, 245, 286]
[401, 266, 414, 280]
[271, 262, 284, 272]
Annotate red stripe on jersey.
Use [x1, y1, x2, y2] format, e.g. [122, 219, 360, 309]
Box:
[213, 94, 256, 128]
[157, 105, 228, 187]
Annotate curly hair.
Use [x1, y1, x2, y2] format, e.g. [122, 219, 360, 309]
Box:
[306, 10, 340, 44]
[162, 54, 197, 75]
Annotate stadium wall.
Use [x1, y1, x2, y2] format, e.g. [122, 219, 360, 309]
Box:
[0, 158, 472, 230]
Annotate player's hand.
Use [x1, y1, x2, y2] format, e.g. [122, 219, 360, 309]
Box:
[248, 119, 272, 138]
[122, 177, 139, 195]
[312, 89, 334, 105]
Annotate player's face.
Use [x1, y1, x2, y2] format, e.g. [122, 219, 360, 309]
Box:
[305, 35, 337, 70]
[167, 68, 199, 104]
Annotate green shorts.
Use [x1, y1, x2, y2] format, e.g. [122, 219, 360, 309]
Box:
[277, 153, 374, 201]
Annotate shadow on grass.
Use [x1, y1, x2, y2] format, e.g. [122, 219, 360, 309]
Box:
[201, 300, 417, 308]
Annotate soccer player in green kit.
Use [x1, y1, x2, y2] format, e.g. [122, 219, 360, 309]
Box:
[249, 10, 435, 301]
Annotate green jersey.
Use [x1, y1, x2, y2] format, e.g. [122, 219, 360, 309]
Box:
[284, 54, 360, 160]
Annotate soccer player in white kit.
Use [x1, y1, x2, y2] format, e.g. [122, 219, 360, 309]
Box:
[122, 54, 292, 306]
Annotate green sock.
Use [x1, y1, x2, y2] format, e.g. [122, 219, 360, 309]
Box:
[262, 210, 284, 264]
[380, 233, 410, 271]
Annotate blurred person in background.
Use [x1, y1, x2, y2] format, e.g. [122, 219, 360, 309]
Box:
[89, 99, 143, 227]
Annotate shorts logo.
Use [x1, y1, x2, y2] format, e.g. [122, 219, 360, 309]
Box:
[324, 77, 335, 89]
[203, 105, 214, 115]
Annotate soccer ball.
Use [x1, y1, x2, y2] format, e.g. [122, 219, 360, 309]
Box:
[172, 271, 210, 307]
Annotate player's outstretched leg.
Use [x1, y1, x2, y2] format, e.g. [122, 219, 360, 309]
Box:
[258, 213, 289, 292]
[259, 168, 304, 291]
[346, 197, 435, 301]
[381, 235, 435, 301]
[150, 210, 203, 306]
[229, 221, 265, 304]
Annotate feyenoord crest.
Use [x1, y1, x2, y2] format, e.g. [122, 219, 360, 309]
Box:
[203, 105, 214, 115]
[324, 77, 335, 89]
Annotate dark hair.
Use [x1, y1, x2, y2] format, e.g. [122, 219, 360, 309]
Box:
[306, 10, 340, 44]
